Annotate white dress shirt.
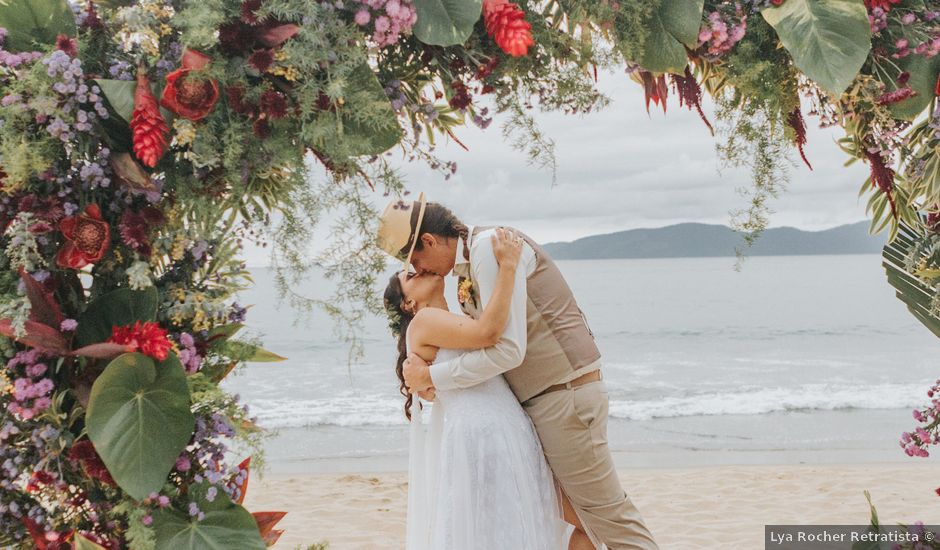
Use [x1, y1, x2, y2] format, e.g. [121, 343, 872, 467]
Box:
[428, 226, 537, 390]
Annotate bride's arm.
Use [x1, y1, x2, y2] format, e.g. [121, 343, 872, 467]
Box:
[410, 228, 522, 350]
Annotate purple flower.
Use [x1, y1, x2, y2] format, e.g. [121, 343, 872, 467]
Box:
[60, 319, 77, 332]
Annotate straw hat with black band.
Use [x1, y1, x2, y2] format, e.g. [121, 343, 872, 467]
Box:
[376, 192, 427, 269]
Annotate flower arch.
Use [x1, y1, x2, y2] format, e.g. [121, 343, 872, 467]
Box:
[1, 0, 939, 547]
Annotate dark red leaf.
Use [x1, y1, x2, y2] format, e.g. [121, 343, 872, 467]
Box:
[70, 342, 135, 359]
[19, 268, 64, 328]
[256, 24, 299, 48]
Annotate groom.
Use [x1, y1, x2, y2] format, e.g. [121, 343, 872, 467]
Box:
[376, 195, 659, 550]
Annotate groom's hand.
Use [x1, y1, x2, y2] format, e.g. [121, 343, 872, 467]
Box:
[403, 353, 433, 393]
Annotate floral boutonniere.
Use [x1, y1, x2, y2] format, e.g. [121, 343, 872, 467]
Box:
[457, 277, 477, 308]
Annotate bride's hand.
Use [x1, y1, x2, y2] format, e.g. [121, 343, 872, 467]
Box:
[492, 227, 523, 270]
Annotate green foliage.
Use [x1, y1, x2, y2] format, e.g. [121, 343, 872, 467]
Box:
[881, 217, 940, 339]
[94, 79, 137, 124]
[0, 0, 75, 52]
[852, 490, 881, 550]
[187, 371, 268, 473]
[151, 481, 267, 550]
[413, 0, 482, 46]
[762, 0, 871, 96]
[86, 353, 196, 501]
[497, 93, 557, 184]
[113, 499, 158, 550]
[714, 89, 793, 271]
[74, 534, 108, 550]
[325, 63, 403, 156]
[883, 53, 940, 121]
[271, 171, 390, 363]
[638, 0, 704, 74]
[76, 287, 160, 346]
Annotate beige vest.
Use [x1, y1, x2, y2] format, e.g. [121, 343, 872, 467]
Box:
[461, 226, 602, 402]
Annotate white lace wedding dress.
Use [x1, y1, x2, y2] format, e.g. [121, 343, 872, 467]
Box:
[405, 339, 569, 549]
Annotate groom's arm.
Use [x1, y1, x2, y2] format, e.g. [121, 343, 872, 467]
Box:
[427, 230, 534, 390]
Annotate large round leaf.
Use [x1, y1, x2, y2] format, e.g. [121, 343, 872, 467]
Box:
[152, 482, 267, 550]
[76, 287, 159, 346]
[86, 352, 195, 501]
[334, 63, 403, 156]
[413, 0, 482, 46]
[638, 0, 703, 74]
[0, 0, 75, 53]
[762, 0, 871, 96]
[885, 53, 940, 121]
[639, 0, 705, 74]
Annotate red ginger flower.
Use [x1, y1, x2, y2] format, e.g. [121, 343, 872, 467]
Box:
[161, 49, 220, 122]
[108, 321, 172, 361]
[482, 0, 534, 57]
[56, 204, 110, 270]
[131, 70, 169, 168]
[865, 0, 902, 11]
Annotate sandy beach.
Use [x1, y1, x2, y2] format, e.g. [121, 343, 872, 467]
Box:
[242, 461, 940, 549]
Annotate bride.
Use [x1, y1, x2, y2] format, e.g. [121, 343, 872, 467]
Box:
[384, 228, 594, 550]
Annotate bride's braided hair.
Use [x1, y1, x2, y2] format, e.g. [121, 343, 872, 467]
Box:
[383, 273, 416, 420]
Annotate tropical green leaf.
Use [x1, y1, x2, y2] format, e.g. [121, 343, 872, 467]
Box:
[207, 323, 244, 340]
[638, 0, 703, 74]
[94, 79, 137, 125]
[882, 218, 940, 339]
[338, 63, 402, 156]
[76, 287, 159, 346]
[661, 0, 705, 48]
[86, 353, 195, 501]
[152, 481, 267, 550]
[228, 340, 287, 362]
[0, 0, 75, 53]
[762, 0, 871, 96]
[851, 490, 881, 550]
[412, 0, 482, 46]
[885, 53, 940, 121]
[74, 533, 108, 550]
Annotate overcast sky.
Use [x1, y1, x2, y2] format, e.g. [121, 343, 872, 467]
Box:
[242, 71, 872, 267]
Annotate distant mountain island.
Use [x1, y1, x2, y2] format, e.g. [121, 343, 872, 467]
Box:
[540, 221, 889, 260]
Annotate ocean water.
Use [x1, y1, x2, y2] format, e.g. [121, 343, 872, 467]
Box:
[222, 254, 940, 473]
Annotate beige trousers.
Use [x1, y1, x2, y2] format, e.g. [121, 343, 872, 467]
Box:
[522, 379, 659, 550]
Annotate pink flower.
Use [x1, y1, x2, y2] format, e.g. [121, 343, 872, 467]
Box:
[354, 9, 370, 25]
[375, 15, 390, 33]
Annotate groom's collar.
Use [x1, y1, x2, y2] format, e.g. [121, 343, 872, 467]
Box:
[451, 225, 473, 277]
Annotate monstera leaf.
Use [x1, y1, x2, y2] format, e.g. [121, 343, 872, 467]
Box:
[152, 482, 267, 550]
[413, 0, 482, 46]
[86, 353, 195, 501]
[762, 0, 871, 96]
[882, 217, 940, 339]
[0, 0, 75, 53]
[638, 0, 704, 74]
[75, 287, 159, 346]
